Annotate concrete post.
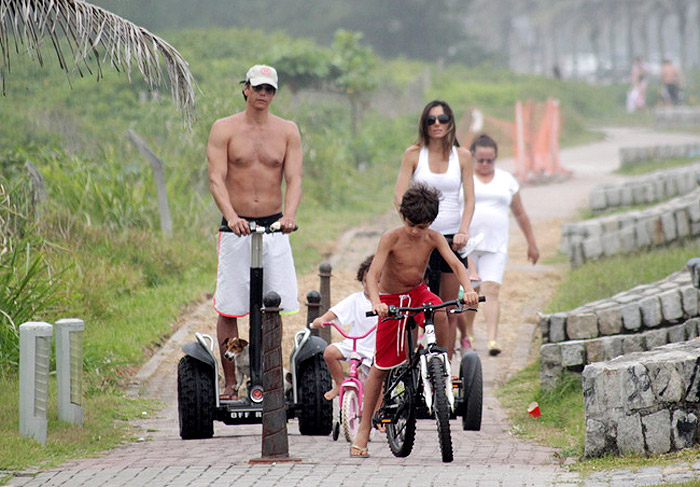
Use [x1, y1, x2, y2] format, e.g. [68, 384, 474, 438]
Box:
[55, 318, 84, 425]
[19, 322, 53, 444]
[250, 291, 299, 464]
[318, 261, 332, 344]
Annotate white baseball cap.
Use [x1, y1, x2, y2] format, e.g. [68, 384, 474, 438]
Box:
[245, 64, 278, 90]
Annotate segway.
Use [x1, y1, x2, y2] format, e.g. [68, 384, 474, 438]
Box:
[177, 221, 332, 439]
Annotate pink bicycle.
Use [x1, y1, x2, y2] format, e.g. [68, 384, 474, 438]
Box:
[319, 321, 376, 443]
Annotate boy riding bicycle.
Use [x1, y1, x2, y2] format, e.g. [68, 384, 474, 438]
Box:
[310, 255, 376, 401]
[350, 183, 479, 458]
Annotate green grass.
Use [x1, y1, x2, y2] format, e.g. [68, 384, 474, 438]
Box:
[615, 157, 700, 176]
[496, 361, 584, 457]
[0, 261, 211, 471]
[546, 241, 700, 313]
[0, 371, 158, 472]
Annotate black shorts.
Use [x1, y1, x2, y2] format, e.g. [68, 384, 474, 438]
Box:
[219, 213, 283, 232]
[425, 234, 468, 294]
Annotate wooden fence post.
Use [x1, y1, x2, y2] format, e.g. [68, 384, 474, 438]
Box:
[306, 290, 321, 336]
[250, 291, 299, 464]
[126, 129, 173, 236]
[318, 261, 332, 344]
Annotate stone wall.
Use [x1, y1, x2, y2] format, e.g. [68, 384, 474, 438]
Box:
[539, 270, 700, 390]
[654, 106, 700, 129]
[620, 144, 700, 168]
[589, 163, 700, 212]
[560, 189, 700, 266]
[583, 340, 700, 457]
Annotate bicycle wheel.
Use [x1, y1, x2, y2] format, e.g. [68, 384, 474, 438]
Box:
[428, 356, 453, 462]
[342, 388, 361, 443]
[383, 363, 416, 457]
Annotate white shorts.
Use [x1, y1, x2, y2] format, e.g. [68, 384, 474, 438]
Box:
[214, 231, 299, 317]
[469, 250, 508, 285]
[329, 340, 374, 369]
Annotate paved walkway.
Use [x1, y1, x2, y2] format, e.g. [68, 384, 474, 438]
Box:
[5, 127, 700, 487]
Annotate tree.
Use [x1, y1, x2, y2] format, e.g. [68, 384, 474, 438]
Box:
[0, 0, 196, 125]
[330, 30, 378, 140]
[266, 40, 331, 94]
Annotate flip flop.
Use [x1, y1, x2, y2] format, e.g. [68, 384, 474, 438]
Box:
[220, 393, 238, 401]
[350, 445, 370, 458]
[488, 341, 501, 356]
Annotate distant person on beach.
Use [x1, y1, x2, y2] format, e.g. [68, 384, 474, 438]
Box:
[660, 58, 683, 106]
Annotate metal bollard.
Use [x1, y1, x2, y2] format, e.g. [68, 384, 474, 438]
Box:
[19, 322, 53, 444]
[306, 289, 321, 337]
[251, 291, 299, 464]
[55, 318, 84, 425]
[317, 261, 332, 344]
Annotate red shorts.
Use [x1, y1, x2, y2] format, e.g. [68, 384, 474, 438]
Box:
[375, 283, 441, 370]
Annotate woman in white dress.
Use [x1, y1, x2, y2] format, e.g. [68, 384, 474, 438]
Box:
[463, 134, 539, 356]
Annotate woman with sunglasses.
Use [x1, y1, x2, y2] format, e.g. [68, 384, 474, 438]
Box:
[461, 134, 539, 356]
[393, 100, 476, 360]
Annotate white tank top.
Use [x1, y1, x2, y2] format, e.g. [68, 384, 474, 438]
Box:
[411, 146, 462, 234]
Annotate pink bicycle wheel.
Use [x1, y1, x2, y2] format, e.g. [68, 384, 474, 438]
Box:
[342, 388, 360, 443]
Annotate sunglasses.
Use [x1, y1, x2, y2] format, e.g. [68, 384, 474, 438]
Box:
[425, 114, 451, 126]
[476, 158, 495, 164]
[251, 84, 276, 95]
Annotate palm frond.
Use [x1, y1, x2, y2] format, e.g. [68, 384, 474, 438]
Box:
[0, 0, 197, 126]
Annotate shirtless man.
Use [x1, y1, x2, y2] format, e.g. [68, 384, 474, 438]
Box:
[660, 59, 683, 106]
[207, 64, 303, 400]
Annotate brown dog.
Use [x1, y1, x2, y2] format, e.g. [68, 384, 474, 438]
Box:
[221, 337, 249, 395]
[221, 337, 292, 396]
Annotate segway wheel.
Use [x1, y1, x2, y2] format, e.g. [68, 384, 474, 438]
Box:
[177, 355, 215, 439]
[460, 351, 483, 431]
[332, 421, 340, 441]
[297, 354, 333, 435]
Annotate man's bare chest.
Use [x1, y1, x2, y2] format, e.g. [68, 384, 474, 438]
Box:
[228, 133, 286, 169]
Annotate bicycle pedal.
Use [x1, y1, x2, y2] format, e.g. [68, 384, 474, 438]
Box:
[373, 415, 394, 426]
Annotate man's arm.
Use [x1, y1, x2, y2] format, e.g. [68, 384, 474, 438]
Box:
[510, 192, 539, 264]
[281, 121, 303, 233]
[207, 119, 249, 235]
[453, 147, 475, 250]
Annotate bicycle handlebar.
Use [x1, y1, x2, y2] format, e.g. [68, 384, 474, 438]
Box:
[314, 321, 377, 340]
[364, 295, 486, 317]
